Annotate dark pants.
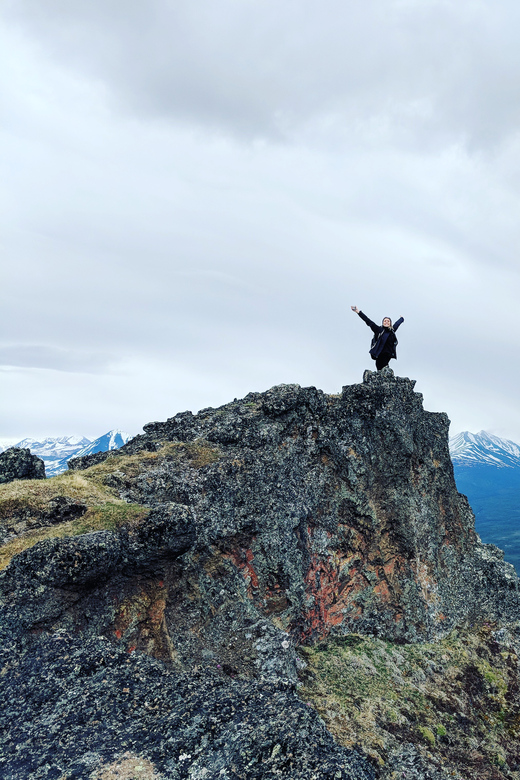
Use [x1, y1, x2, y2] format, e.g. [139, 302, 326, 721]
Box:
[376, 354, 391, 371]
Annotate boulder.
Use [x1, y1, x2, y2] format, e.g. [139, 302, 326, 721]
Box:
[0, 447, 45, 484]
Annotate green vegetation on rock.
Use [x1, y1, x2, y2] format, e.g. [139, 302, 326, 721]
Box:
[298, 624, 520, 778]
[0, 439, 220, 570]
[0, 502, 148, 571]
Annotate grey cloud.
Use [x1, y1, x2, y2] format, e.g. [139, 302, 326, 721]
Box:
[7, 0, 520, 149]
[2, 1, 520, 444]
[0, 345, 115, 373]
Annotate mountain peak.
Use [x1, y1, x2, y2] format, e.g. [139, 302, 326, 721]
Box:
[70, 430, 130, 462]
[449, 429, 520, 468]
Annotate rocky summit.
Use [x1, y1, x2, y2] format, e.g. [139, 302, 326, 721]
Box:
[1, 369, 520, 780]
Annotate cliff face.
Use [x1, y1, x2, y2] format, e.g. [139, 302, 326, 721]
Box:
[63, 368, 518, 649]
[1, 369, 519, 780]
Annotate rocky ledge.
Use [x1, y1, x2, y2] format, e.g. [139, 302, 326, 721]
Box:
[1, 369, 519, 779]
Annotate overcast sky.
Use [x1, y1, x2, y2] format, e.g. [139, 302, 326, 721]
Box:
[2, 0, 520, 445]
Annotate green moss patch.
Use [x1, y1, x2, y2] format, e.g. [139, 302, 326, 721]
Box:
[298, 625, 520, 778]
[0, 502, 149, 571]
[0, 438, 220, 570]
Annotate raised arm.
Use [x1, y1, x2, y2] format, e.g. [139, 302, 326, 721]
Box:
[393, 317, 404, 331]
[352, 307, 379, 333]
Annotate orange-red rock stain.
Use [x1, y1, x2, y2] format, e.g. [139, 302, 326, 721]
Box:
[383, 558, 398, 577]
[374, 579, 391, 602]
[302, 554, 348, 640]
[222, 546, 260, 594]
[300, 524, 407, 639]
[148, 598, 166, 627]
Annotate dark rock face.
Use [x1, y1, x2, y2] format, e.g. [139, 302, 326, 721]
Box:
[0, 632, 374, 780]
[0, 447, 45, 484]
[62, 369, 520, 645]
[1, 369, 519, 779]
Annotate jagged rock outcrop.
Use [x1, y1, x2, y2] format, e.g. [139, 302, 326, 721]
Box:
[0, 447, 45, 484]
[63, 368, 519, 646]
[1, 369, 519, 779]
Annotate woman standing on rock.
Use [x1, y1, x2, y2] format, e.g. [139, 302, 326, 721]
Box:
[351, 306, 404, 371]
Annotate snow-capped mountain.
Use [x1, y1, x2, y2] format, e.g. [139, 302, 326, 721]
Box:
[450, 430, 520, 574]
[449, 430, 520, 469]
[70, 430, 130, 461]
[15, 436, 91, 460]
[2, 431, 131, 477]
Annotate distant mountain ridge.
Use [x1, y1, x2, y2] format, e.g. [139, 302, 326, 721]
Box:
[449, 429, 520, 469]
[450, 429, 520, 575]
[0, 431, 130, 477]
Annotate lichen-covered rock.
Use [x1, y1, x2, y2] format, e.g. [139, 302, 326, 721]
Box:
[0, 447, 45, 484]
[0, 632, 375, 780]
[1, 371, 520, 779]
[57, 370, 520, 645]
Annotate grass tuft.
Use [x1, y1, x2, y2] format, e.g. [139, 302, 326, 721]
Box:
[0, 503, 149, 571]
[90, 752, 162, 779]
[0, 471, 121, 518]
[299, 626, 520, 777]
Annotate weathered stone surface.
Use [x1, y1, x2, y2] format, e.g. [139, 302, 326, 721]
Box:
[60, 370, 520, 645]
[0, 632, 374, 780]
[0, 495, 87, 546]
[1, 370, 520, 779]
[0, 447, 45, 484]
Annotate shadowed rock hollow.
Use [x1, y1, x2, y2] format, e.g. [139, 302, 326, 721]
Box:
[1, 369, 519, 780]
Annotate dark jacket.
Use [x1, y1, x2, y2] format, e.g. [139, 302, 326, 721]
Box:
[358, 311, 404, 360]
